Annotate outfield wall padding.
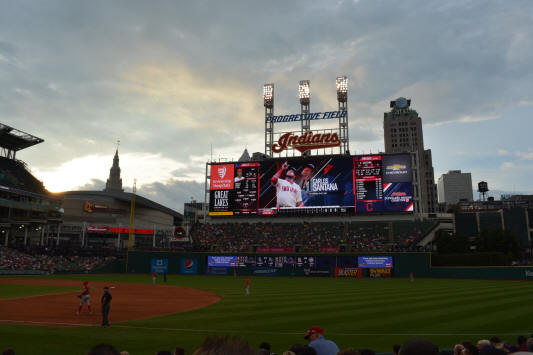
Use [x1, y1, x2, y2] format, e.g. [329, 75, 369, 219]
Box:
[125, 251, 533, 280]
[430, 266, 533, 280]
[126, 252, 431, 277]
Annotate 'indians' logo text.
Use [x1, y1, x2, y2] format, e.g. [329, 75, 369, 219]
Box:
[272, 131, 341, 154]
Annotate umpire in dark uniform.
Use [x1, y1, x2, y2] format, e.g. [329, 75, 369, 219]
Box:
[101, 286, 112, 328]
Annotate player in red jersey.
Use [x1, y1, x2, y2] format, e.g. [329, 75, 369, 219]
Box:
[271, 162, 303, 207]
[245, 278, 250, 296]
[77, 281, 92, 315]
[152, 270, 157, 285]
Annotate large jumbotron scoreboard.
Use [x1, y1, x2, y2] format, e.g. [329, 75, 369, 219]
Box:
[208, 153, 413, 217]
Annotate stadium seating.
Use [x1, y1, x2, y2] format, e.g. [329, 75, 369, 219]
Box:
[0, 157, 46, 194]
[0, 245, 116, 273]
[190, 221, 434, 253]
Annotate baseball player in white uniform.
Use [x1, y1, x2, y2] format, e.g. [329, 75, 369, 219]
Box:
[271, 161, 303, 207]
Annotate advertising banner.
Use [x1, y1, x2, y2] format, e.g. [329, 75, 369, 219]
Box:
[150, 258, 168, 274]
[320, 248, 339, 253]
[382, 155, 411, 182]
[369, 268, 392, 278]
[256, 248, 294, 253]
[334, 267, 362, 278]
[206, 267, 229, 275]
[252, 267, 278, 276]
[86, 226, 154, 235]
[180, 258, 198, 274]
[303, 268, 331, 277]
[208, 154, 412, 217]
[358, 256, 393, 268]
[208, 255, 238, 267]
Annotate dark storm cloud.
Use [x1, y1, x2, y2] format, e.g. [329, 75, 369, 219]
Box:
[139, 180, 204, 213]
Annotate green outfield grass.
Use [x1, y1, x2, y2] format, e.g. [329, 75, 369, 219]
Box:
[0, 283, 78, 299]
[1, 274, 532, 355]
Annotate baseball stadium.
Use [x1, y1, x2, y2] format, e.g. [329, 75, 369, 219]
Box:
[1, 81, 533, 355]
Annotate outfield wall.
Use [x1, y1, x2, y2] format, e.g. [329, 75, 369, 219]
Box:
[430, 266, 533, 280]
[126, 251, 533, 280]
[126, 252, 430, 277]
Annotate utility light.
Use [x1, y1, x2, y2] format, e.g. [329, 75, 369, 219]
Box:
[299, 80, 310, 104]
[336, 76, 348, 102]
[263, 84, 274, 108]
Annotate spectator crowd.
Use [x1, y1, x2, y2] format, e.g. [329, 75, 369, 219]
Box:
[3, 331, 533, 355]
[0, 245, 115, 273]
[190, 221, 430, 253]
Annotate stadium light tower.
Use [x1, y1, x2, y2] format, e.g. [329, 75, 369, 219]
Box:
[299, 80, 311, 155]
[336, 76, 349, 154]
[264, 83, 274, 157]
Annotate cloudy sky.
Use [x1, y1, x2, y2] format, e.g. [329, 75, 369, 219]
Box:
[1, 0, 532, 212]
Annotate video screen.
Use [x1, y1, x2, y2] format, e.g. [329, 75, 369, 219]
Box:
[207, 256, 238, 267]
[354, 154, 413, 213]
[209, 154, 413, 216]
[358, 256, 393, 268]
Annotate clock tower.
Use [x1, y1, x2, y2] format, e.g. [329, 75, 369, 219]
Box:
[104, 149, 124, 193]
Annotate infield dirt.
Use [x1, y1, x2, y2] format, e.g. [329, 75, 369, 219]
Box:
[0, 278, 220, 327]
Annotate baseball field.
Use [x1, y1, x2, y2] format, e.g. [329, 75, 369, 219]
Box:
[1, 274, 532, 355]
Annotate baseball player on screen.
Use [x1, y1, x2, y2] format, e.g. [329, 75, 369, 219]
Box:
[76, 280, 92, 315]
[271, 161, 303, 207]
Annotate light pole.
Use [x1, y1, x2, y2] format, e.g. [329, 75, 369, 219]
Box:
[264, 84, 274, 157]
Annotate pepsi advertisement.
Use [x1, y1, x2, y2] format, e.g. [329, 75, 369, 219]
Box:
[180, 258, 198, 274]
[208, 154, 412, 216]
[358, 256, 393, 268]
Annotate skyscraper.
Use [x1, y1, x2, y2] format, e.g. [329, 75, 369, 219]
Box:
[104, 149, 124, 192]
[437, 170, 473, 205]
[384, 98, 437, 213]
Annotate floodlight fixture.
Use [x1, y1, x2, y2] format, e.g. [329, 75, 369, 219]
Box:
[336, 76, 348, 102]
[299, 80, 310, 105]
[263, 84, 274, 108]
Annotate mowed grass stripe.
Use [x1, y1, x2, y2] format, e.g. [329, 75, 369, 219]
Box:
[197, 283, 527, 325]
[0, 284, 78, 299]
[130, 281, 529, 335]
[343, 287, 532, 330]
[146, 278, 532, 333]
[368, 295, 530, 332]
[431, 294, 533, 332]
[3, 275, 533, 355]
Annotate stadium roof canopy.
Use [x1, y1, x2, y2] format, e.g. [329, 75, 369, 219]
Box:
[61, 190, 183, 220]
[0, 122, 44, 151]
